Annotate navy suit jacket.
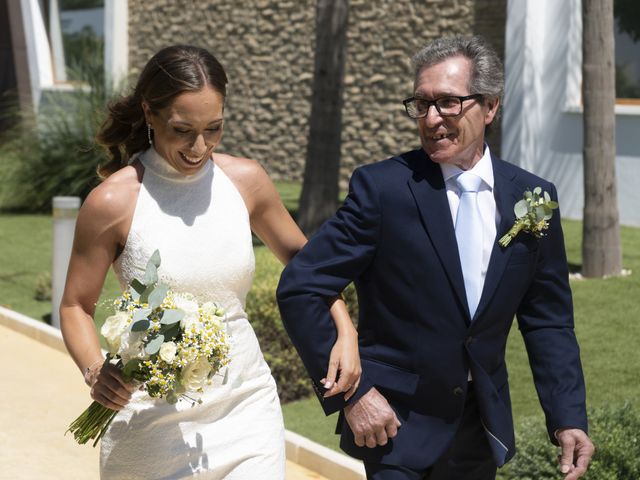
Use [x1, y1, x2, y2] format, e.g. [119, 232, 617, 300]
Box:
[276, 149, 587, 469]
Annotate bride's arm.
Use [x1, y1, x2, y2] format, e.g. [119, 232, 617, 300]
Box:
[60, 180, 136, 410]
[217, 155, 361, 399]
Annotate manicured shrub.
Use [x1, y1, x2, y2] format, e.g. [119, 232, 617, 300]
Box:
[247, 269, 359, 403]
[498, 403, 640, 479]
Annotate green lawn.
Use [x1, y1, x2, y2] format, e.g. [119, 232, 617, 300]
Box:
[0, 213, 638, 455]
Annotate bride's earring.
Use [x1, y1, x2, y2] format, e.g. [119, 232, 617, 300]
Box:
[147, 124, 153, 145]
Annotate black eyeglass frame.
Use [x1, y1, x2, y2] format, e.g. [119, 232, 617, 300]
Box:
[402, 94, 484, 119]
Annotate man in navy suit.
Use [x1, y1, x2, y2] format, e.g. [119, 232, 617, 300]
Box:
[277, 36, 594, 479]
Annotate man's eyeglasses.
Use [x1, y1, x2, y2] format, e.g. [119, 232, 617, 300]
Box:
[402, 94, 483, 119]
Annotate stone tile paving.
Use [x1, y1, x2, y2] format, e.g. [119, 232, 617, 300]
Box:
[0, 324, 326, 480]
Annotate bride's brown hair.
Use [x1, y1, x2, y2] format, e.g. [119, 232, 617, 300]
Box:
[96, 45, 228, 178]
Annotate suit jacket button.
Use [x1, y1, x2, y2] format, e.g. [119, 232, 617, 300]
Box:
[453, 386, 464, 396]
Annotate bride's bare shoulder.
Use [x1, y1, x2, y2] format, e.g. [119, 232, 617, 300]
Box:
[213, 153, 275, 211]
[213, 153, 267, 182]
[79, 163, 142, 227]
[213, 153, 274, 191]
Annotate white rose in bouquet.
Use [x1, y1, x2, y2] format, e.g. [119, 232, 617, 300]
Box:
[201, 301, 225, 323]
[181, 356, 212, 391]
[159, 341, 177, 364]
[118, 331, 147, 364]
[174, 295, 202, 332]
[101, 311, 131, 354]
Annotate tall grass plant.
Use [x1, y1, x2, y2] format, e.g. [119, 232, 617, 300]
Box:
[0, 65, 107, 212]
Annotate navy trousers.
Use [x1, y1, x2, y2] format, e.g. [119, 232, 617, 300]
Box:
[364, 383, 498, 480]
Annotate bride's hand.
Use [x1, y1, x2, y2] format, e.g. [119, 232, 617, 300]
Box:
[87, 361, 136, 410]
[321, 331, 361, 401]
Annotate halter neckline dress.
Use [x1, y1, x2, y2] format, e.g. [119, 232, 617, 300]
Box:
[101, 147, 285, 479]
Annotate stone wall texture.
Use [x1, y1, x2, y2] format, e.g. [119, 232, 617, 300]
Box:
[128, 0, 506, 183]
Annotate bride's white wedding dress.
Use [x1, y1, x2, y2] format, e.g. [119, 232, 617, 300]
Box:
[101, 147, 285, 479]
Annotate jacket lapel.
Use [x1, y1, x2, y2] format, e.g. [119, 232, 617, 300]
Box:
[474, 155, 519, 319]
[405, 150, 469, 318]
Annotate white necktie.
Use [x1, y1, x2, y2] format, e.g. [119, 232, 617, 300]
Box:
[455, 172, 483, 319]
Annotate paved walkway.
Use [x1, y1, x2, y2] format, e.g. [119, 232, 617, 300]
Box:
[0, 323, 327, 480]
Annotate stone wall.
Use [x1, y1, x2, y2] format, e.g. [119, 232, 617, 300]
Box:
[128, 0, 506, 183]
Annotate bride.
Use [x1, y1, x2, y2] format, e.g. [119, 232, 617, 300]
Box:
[60, 45, 360, 479]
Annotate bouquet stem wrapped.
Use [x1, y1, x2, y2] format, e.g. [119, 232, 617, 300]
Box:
[67, 250, 230, 446]
[67, 397, 119, 446]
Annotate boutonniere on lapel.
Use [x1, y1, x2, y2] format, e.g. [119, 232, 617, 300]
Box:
[498, 187, 559, 247]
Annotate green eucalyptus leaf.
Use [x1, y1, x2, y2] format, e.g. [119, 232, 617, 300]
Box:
[144, 262, 158, 286]
[133, 308, 152, 322]
[149, 250, 161, 268]
[533, 186, 542, 195]
[130, 278, 147, 295]
[160, 309, 185, 325]
[131, 319, 150, 332]
[128, 286, 141, 302]
[160, 322, 181, 342]
[122, 359, 142, 381]
[542, 205, 553, 220]
[547, 200, 559, 209]
[514, 199, 529, 218]
[145, 334, 165, 355]
[524, 190, 532, 200]
[148, 284, 168, 310]
[535, 205, 546, 220]
[140, 284, 155, 304]
[544, 191, 551, 202]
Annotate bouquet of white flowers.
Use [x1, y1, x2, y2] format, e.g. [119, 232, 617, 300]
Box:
[67, 250, 230, 446]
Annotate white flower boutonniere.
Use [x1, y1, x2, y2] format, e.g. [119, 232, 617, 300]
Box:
[498, 187, 559, 247]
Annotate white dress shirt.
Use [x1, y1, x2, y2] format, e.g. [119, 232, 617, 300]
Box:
[440, 145, 500, 298]
[440, 145, 499, 381]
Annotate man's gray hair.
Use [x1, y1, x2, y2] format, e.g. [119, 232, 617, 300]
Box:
[411, 35, 504, 102]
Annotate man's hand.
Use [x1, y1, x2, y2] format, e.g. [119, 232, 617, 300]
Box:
[344, 387, 401, 448]
[556, 428, 595, 480]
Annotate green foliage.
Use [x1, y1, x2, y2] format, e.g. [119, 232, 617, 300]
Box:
[498, 403, 640, 479]
[499, 187, 558, 247]
[63, 27, 104, 83]
[0, 67, 107, 212]
[616, 63, 640, 99]
[34, 271, 52, 301]
[614, 0, 640, 42]
[247, 247, 358, 403]
[247, 280, 358, 404]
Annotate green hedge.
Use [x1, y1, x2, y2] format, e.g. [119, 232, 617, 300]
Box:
[498, 403, 640, 479]
[246, 274, 359, 404]
[246, 281, 313, 403]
